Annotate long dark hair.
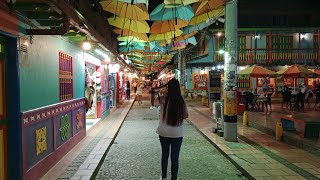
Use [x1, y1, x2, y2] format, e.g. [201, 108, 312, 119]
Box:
[163, 78, 185, 126]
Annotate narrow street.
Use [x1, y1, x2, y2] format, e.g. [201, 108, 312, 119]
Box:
[94, 98, 246, 180]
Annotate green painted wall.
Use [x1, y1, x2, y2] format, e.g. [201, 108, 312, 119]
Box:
[19, 35, 98, 111]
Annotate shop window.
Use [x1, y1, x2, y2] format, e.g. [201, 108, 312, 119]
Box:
[59, 52, 73, 101]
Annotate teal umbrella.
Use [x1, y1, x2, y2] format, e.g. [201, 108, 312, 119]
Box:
[176, 36, 197, 45]
[119, 41, 146, 47]
[183, 20, 212, 34]
[119, 45, 145, 52]
[183, 17, 225, 34]
[150, 4, 194, 21]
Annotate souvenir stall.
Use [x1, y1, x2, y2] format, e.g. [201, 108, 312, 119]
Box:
[108, 64, 120, 108]
[101, 65, 109, 119]
[85, 63, 102, 119]
[192, 73, 209, 106]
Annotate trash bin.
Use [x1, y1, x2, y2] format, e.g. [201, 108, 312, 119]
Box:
[212, 101, 224, 136]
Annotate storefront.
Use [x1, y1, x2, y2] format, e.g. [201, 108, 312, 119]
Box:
[84, 54, 111, 129]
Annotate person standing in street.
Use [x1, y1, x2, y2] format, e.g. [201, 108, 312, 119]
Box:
[126, 80, 131, 100]
[156, 78, 188, 180]
[136, 82, 143, 105]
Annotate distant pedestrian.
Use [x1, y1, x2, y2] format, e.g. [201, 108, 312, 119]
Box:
[136, 82, 143, 105]
[157, 78, 188, 180]
[126, 81, 131, 100]
[133, 81, 138, 94]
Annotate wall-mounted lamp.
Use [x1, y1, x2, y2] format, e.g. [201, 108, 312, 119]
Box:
[82, 37, 92, 51]
[254, 34, 261, 40]
[300, 33, 307, 40]
[218, 49, 225, 54]
[217, 32, 222, 37]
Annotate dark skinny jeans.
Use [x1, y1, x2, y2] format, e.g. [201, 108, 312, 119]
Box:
[159, 136, 183, 180]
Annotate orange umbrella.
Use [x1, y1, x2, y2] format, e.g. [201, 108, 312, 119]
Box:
[174, 31, 197, 42]
[276, 65, 317, 78]
[238, 65, 276, 78]
[193, 0, 225, 16]
[150, 19, 189, 34]
[113, 28, 148, 41]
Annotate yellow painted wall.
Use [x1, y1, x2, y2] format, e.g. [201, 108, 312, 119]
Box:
[0, 129, 4, 180]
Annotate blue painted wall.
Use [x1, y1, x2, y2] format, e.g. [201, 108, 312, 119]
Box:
[19, 35, 98, 111]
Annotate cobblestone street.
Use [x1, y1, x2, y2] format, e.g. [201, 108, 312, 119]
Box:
[94, 99, 246, 180]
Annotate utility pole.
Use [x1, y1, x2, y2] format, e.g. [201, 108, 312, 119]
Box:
[223, 0, 238, 142]
[178, 50, 186, 97]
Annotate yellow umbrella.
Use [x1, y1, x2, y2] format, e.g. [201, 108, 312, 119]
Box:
[113, 28, 148, 41]
[150, 19, 189, 34]
[100, 0, 149, 20]
[164, 0, 200, 6]
[117, 36, 147, 43]
[149, 30, 183, 41]
[174, 31, 197, 42]
[189, 7, 225, 25]
[108, 16, 150, 33]
[193, 0, 225, 15]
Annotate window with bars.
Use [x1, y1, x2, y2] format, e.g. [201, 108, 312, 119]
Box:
[59, 51, 73, 101]
[267, 35, 292, 49]
[238, 36, 246, 49]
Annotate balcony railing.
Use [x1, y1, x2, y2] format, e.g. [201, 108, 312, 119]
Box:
[216, 49, 320, 65]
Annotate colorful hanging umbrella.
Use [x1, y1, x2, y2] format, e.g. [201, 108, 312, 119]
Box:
[150, 19, 189, 34]
[108, 16, 150, 33]
[119, 44, 146, 52]
[276, 65, 317, 78]
[150, 4, 194, 21]
[174, 36, 197, 45]
[149, 29, 183, 41]
[100, 1, 149, 20]
[193, 0, 225, 16]
[174, 31, 197, 41]
[183, 20, 212, 34]
[189, 7, 224, 25]
[164, 0, 200, 5]
[117, 36, 147, 43]
[238, 65, 277, 78]
[113, 28, 148, 41]
[115, 0, 148, 4]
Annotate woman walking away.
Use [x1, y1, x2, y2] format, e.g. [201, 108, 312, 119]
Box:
[156, 78, 188, 180]
[136, 82, 143, 105]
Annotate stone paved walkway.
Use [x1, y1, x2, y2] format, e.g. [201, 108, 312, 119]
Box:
[187, 100, 320, 180]
[94, 99, 247, 180]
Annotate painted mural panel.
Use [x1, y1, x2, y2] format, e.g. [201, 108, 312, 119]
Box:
[0, 128, 5, 180]
[0, 61, 4, 118]
[73, 107, 85, 135]
[56, 111, 72, 148]
[25, 118, 54, 170]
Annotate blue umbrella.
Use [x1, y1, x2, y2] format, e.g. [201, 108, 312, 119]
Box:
[183, 19, 213, 34]
[150, 4, 194, 21]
